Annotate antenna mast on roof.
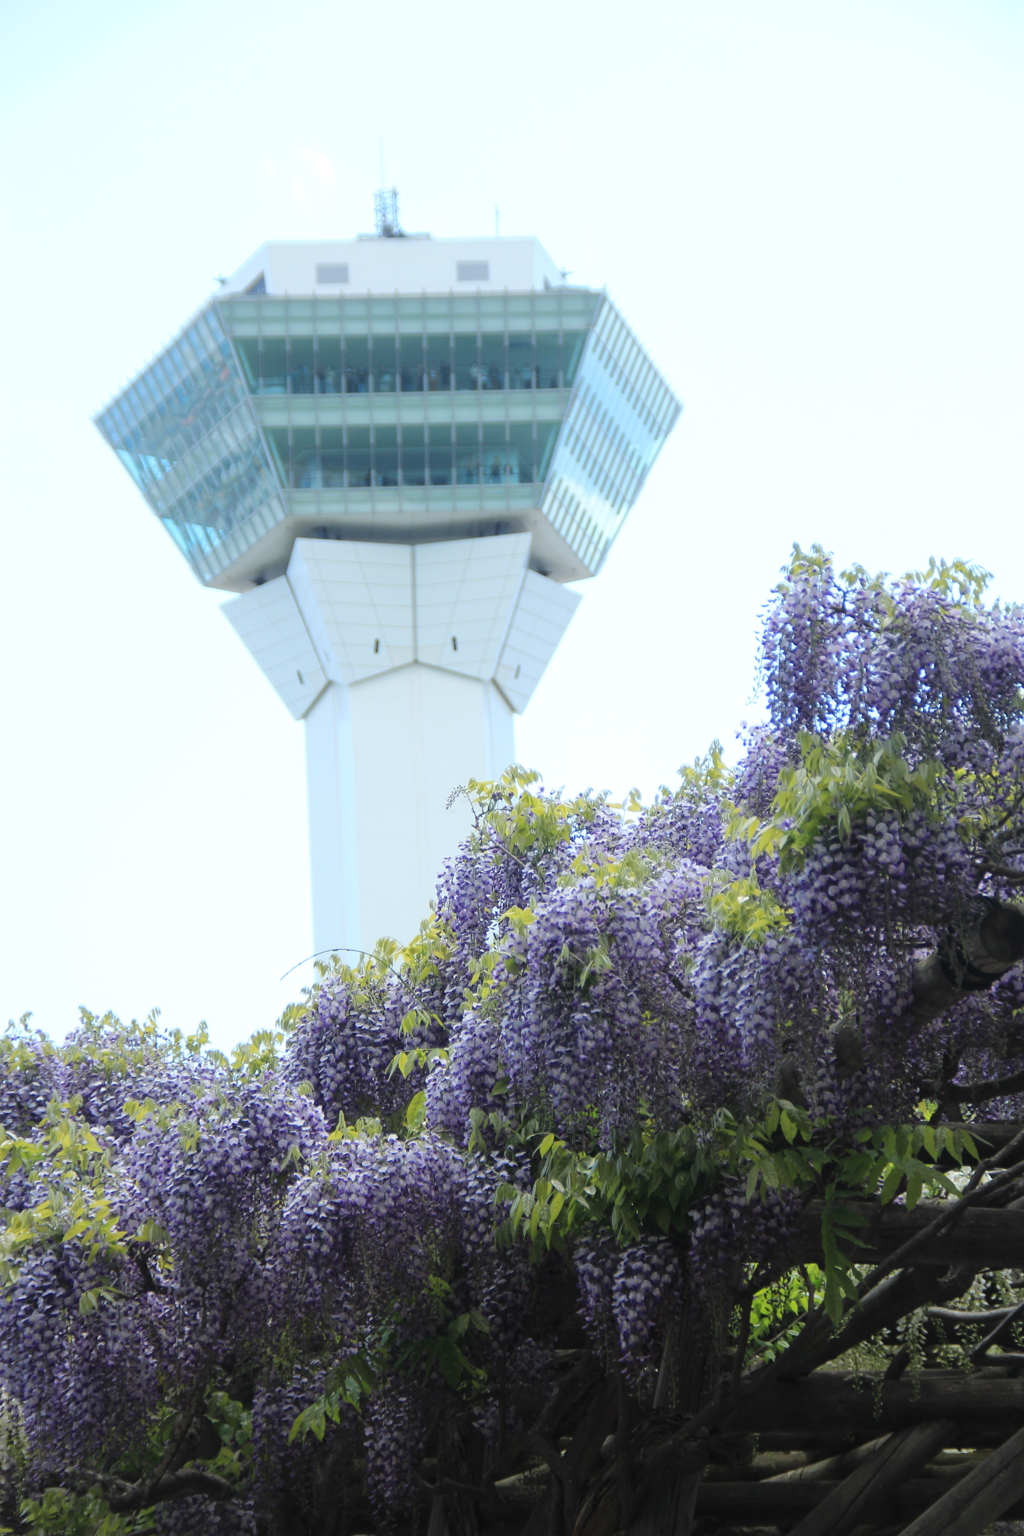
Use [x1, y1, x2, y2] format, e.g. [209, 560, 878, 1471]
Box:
[374, 186, 403, 238]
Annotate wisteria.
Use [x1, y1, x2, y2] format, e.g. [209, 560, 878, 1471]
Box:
[611, 1238, 682, 1389]
[4, 549, 1024, 1532]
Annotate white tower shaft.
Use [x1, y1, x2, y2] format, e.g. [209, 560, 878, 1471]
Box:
[305, 668, 513, 954]
[223, 533, 580, 952]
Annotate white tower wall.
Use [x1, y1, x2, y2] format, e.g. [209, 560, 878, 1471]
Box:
[223, 533, 580, 954]
[306, 668, 514, 956]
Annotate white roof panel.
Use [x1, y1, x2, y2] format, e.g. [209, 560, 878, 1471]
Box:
[223, 236, 564, 297]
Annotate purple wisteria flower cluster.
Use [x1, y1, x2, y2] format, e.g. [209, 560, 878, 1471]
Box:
[3, 549, 1024, 1532]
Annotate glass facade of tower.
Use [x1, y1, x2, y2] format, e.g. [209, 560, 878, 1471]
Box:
[96, 288, 679, 587]
[95, 308, 286, 583]
[541, 299, 679, 576]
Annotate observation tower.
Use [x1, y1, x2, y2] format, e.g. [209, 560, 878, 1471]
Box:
[96, 197, 681, 956]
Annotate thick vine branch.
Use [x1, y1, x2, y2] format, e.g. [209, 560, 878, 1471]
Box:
[911, 899, 1024, 1030]
[92, 1467, 239, 1513]
[942, 1064, 1024, 1104]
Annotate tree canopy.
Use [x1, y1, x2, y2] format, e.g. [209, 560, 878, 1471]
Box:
[6, 547, 1024, 1534]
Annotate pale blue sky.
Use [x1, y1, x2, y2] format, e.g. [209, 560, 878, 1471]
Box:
[2, 0, 1023, 1047]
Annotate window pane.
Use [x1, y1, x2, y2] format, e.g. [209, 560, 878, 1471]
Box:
[347, 427, 371, 486]
[399, 335, 424, 392]
[290, 426, 318, 486]
[509, 424, 535, 483]
[401, 424, 426, 485]
[344, 337, 370, 393]
[288, 337, 315, 394]
[428, 428, 452, 484]
[264, 428, 290, 480]
[480, 333, 506, 390]
[453, 333, 478, 391]
[456, 422, 481, 483]
[319, 427, 345, 485]
[234, 340, 259, 389]
[374, 426, 399, 485]
[535, 333, 561, 389]
[372, 337, 398, 393]
[316, 336, 342, 394]
[425, 334, 451, 390]
[316, 263, 348, 284]
[507, 332, 533, 389]
[260, 339, 287, 394]
[563, 331, 587, 386]
[481, 423, 516, 483]
[537, 421, 559, 479]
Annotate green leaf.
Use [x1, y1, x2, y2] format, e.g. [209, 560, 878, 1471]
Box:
[405, 1091, 426, 1131]
[436, 1338, 466, 1388]
[878, 1165, 903, 1205]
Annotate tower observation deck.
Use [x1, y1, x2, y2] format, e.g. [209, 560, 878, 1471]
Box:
[96, 222, 681, 956]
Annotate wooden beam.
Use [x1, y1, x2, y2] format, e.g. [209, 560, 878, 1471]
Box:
[692, 1472, 1024, 1525]
[794, 1201, 1024, 1268]
[730, 1372, 1024, 1437]
[895, 1422, 1024, 1534]
[764, 1436, 889, 1483]
[784, 1421, 954, 1536]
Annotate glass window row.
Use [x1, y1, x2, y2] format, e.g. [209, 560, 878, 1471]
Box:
[220, 292, 599, 330]
[163, 495, 281, 578]
[114, 405, 261, 512]
[574, 397, 644, 494]
[232, 332, 586, 397]
[550, 355, 659, 518]
[98, 313, 247, 467]
[264, 423, 558, 491]
[588, 310, 680, 443]
[566, 390, 642, 499]
[159, 438, 278, 530]
[543, 476, 612, 574]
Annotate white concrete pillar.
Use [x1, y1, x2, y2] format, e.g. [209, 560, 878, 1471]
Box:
[306, 667, 514, 955]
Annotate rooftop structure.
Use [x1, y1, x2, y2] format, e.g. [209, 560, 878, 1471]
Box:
[96, 215, 681, 954]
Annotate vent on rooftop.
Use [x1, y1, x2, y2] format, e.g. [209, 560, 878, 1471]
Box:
[244, 273, 266, 295]
[316, 263, 349, 284]
[456, 261, 489, 282]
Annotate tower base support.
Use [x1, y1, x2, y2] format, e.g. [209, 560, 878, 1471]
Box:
[222, 531, 580, 955]
[305, 665, 514, 957]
